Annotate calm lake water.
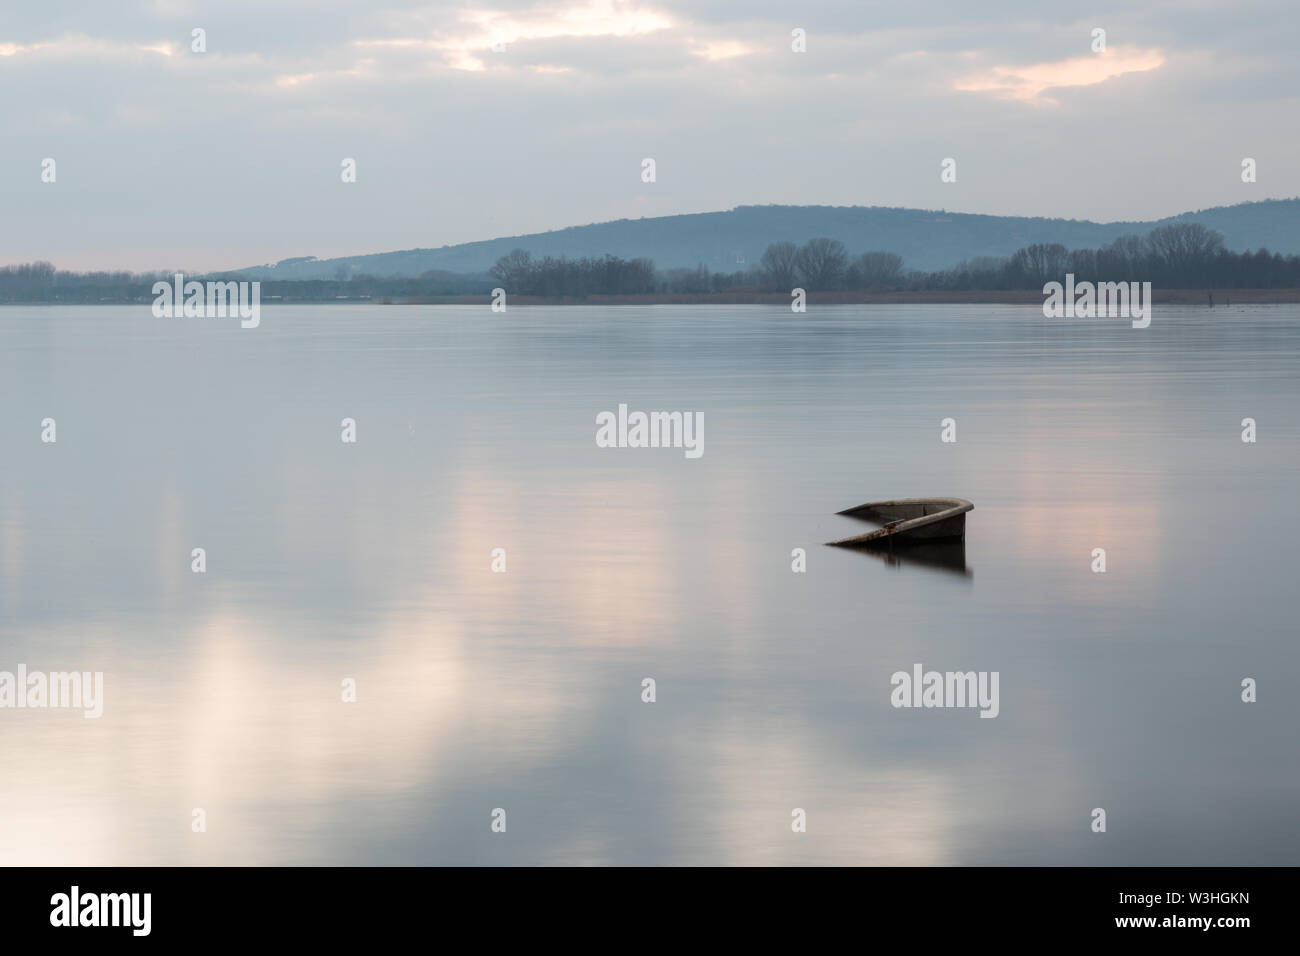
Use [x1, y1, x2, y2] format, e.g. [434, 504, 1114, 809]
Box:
[1, 303, 1297, 865]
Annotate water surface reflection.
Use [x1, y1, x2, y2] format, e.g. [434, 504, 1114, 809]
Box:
[1, 304, 1297, 865]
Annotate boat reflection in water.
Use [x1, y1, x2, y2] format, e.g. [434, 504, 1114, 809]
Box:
[826, 498, 974, 578]
[846, 537, 972, 577]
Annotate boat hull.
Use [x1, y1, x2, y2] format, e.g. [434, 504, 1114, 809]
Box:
[826, 497, 973, 549]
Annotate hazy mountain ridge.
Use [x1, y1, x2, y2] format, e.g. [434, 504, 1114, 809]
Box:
[233, 199, 1300, 280]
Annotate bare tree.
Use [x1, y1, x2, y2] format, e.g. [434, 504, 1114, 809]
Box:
[794, 238, 848, 290]
[1144, 223, 1224, 278]
[489, 248, 534, 289]
[1009, 243, 1070, 285]
[1098, 235, 1145, 280]
[760, 242, 799, 289]
[850, 251, 904, 288]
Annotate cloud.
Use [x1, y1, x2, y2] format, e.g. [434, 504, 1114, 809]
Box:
[2, 1, 1297, 270]
[357, 0, 676, 72]
[956, 47, 1166, 103]
[689, 39, 754, 62]
[0, 34, 178, 61]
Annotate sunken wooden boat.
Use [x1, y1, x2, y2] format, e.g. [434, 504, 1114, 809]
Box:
[826, 497, 973, 549]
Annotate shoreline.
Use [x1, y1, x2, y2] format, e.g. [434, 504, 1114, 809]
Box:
[4, 288, 1297, 306]
[396, 289, 1298, 306]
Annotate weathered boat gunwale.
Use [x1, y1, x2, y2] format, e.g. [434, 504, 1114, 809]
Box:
[826, 497, 974, 548]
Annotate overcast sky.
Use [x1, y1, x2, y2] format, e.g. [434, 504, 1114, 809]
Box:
[2, 0, 1296, 271]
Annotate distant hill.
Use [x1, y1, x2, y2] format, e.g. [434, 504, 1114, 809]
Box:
[233, 199, 1300, 279]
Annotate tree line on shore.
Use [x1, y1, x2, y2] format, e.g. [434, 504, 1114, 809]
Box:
[488, 224, 1300, 294]
[0, 262, 485, 304]
[5, 223, 1300, 302]
[926, 223, 1292, 291]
